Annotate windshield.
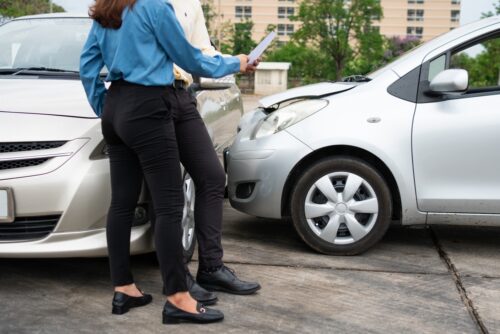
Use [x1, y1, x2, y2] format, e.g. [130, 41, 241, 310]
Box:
[0, 18, 91, 72]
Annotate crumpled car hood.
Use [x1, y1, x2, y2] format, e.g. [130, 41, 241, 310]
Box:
[0, 78, 97, 118]
[259, 82, 356, 109]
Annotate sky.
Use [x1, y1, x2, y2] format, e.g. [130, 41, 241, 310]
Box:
[55, 0, 497, 25]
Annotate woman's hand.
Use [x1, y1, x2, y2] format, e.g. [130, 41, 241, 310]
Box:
[237, 55, 261, 74]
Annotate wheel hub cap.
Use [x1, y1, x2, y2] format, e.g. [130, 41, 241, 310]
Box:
[304, 172, 379, 245]
[181, 175, 195, 251]
[334, 203, 348, 215]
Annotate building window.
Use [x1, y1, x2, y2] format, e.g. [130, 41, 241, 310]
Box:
[451, 0, 460, 4]
[408, 0, 424, 4]
[277, 24, 294, 36]
[278, 7, 295, 19]
[235, 6, 252, 19]
[407, 9, 424, 21]
[451, 10, 460, 22]
[407, 26, 423, 38]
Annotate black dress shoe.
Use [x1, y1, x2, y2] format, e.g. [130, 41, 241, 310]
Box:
[162, 301, 224, 324]
[112, 290, 153, 315]
[187, 272, 218, 305]
[162, 273, 218, 305]
[197, 265, 261, 295]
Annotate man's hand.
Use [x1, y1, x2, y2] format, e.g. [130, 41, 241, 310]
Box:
[237, 55, 261, 74]
[246, 57, 262, 73]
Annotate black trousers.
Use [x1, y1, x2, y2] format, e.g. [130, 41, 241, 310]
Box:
[155, 87, 225, 270]
[167, 89, 226, 269]
[102, 80, 187, 295]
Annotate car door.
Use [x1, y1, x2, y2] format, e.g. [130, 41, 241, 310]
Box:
[412, 31, 500, 214]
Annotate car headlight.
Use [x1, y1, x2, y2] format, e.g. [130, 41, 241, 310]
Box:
[251, 99, 329, 139]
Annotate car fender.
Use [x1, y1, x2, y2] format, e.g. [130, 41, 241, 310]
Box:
[285, 74, 426, 225]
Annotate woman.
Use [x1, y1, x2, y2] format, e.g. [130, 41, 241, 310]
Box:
[80, 0, 256, 325]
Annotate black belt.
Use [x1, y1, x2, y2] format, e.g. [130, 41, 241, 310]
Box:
[172, 79, 186, 89]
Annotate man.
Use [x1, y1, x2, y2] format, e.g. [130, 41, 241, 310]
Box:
[164, 0, 261, 305]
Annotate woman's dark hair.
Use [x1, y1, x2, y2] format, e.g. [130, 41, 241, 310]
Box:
[90, 0, 137, 29]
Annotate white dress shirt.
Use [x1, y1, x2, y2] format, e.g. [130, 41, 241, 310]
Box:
[171, 0, 220, 85]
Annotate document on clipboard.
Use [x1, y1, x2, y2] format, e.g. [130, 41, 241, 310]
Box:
[248, 31, 277, 64]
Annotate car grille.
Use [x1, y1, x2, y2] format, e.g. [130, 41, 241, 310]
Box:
[0, 215, 60, 241]
[0, 158, 50, 171]
[0, 141, 66, 153]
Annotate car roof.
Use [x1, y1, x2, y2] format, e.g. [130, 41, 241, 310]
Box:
[13, 13, 89, 20]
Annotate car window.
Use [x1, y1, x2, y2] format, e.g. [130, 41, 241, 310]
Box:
[450, 34, 500, 91]
[428, 54, 446, 82]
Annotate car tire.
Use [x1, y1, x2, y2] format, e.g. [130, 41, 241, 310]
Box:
[182, 173, 197, 263]
[291, 156, 392, 255]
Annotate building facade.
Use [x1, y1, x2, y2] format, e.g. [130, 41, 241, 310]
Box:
[375, 0, 461, 41]
[205, 0, 462, 42]
[208, 0, 299, 42]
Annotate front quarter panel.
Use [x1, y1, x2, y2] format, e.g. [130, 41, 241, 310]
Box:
[286, 71, 425, 225]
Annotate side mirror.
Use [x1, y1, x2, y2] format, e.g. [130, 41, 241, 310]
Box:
[189, 81, 233, 93]
[429, 69, 468, 95]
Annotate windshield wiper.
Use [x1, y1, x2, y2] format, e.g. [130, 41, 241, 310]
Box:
[7, 67, 79, 75]
[342, 75, 371, 83]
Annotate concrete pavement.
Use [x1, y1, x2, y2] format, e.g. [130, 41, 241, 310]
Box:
[0, 95, 498, 333]
[0, 201, 499, 334]
[241, 94, 262, 112]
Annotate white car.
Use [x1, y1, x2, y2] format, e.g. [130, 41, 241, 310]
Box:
[228, 16, 500, 255]
[0, 14, 243, 258]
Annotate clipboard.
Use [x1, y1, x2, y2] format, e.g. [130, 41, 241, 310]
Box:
[248, 31, 277, 64]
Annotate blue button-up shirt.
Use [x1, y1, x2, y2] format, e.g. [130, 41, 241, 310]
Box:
[80, 0, 240, 116]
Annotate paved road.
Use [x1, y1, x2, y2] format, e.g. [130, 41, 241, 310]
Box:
[241, 94, 262, 112]
[0, 95, 499, 333]
[0, 201, 499, 334]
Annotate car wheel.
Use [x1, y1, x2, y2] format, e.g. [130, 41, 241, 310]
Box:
[291, 156, 392, 255]
[182, 173, 197, 263]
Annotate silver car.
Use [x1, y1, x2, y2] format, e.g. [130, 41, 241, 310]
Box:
[228, 16, 500, 255]
[0, 14, 243, 258]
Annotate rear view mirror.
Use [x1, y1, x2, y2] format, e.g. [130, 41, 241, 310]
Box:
[429, 69, 468, 95]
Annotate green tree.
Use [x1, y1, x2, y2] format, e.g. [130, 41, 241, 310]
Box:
[266, 42, 334, 84]
[379, 35, 421, 68]
[201, 0, 215, 35]
[229, 20, 256, 55]
[0, 0, 64, 18]
[348, 26, 386, 75]
[294, 0, 384, 80]
[482, 0, 500, 17]
[213, 20, 233, 54]
[263, 24, 279, 54]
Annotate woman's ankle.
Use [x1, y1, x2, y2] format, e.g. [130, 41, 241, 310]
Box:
[114, 283, 143, 297]
[167, 291, 190, 303]
[167, 292, 198, 313]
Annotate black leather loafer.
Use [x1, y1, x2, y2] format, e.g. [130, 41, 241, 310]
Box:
[163, 272, 218, 306]
[112, 291, 153, 315]
[162, 301, 224, 324]
[197, 265, 261, 295]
